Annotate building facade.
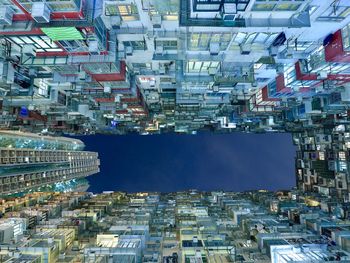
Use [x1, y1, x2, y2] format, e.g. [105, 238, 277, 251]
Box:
[0, 190, 349, 262]
[2, 0, 350, 218]
[0, 0, 349, 136]
[0, 130, 100, 195]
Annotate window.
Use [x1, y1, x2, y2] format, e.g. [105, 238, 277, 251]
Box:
[193, 0, 222, 11]
[193, 0, 249, 12]
[119, 4, 139, 21]
[186, 61, 220, 74]
[17, 0, 80, 12]
[124, 41, 147, 51]
[339, 161, 347, 172]
[189, 32, 232, 51]
[149, 0, 178, 21]
[319, 152, 325, 161]
[275, 3, 300, 11]
[342, 24, 350, 51]
[252, 3, 275, 11]
[36, 79, 50, 97]
[339, 151, 346, 161]
[59, 40, 88, 52]
[49, 3, 77, 12]
[105, 4, 118, 16]
[252, 2, 300, 12]
[7, 35, 63, 53]
[155, 40, 178, 50]
[284, 64, 296, 87]
[133, 63, 152, 70]
[83, 63, 120, 74]
[105, 4, 139, 21]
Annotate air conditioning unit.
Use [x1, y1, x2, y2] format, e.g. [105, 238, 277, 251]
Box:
[269, 46, 279, 57]
[125, 46, 133, 56]
[208, 67, 217, 76]
[159, 67, 165, 75]
[109, 16, 121, 27]
[22, 45, 36, 57]
[315, 85, 324, 93]
[75, 85, 82, 92]
[104, 86, 111, 93]
[209, 42, 220, 55]
[31, 2, 51, 23]
[222, 3, 237, 21]
[318, 71, 328, 79]
[78, 71, 86, 80]
[114, 95, 121, 103]
[212, 85, 219, 92]
[151, 14, 162, 28]
[142, 0, 152, 11]
[155, 46, 163, 55]
[240, 44, 251, 55]
[88, 40, 99, 54]
[0, 6, 14, 25]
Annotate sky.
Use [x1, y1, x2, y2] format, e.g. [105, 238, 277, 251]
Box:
[73, 132, 296, 193]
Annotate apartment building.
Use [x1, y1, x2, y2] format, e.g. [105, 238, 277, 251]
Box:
[0, 190, 349, 262]
[0, 130, 100, 195]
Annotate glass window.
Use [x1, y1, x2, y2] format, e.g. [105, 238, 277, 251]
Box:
[155, 40, 178, 50]
[252, 3, 275, 11]
[186, 61, 220, 73]
[58, 39, 88, 52]
[105, 4, 118, 16]
[105, 3, 139, 20]
[189, 33, 232, 51]
[252, 2, 300, 11]
[339, 161, 347, 171]
[16, 0, 79, 13]
[275, 3, 300, 11]
[339, 152, 346, 161]
[7, 35, 62, 53]
[124, 41, 147, 51]
[342, 24, 350, 51]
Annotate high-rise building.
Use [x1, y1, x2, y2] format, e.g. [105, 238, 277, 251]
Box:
[2, 0, 350, 215]
[0, 130, 100, 195]
[2, 1, 350, 261]
[0, 190, 348, 262]
[0, 0, 349, 136]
